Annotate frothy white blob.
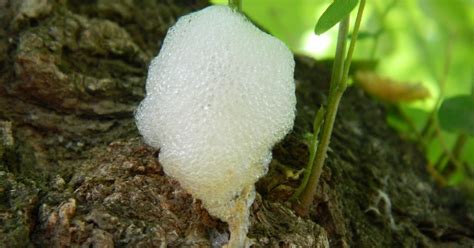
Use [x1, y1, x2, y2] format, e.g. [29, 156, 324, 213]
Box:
[135, 5, 295, 247]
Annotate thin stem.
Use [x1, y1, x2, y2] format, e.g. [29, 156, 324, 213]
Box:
[452, 133, 468, 160]
[294, 0, 366, 217]
[433, 122, 464, 173]
[426, 162, 447, 186]
[420, 118, 435, 145]
[293, 88, 345, 216]
[329, 23, 348, 94]
[435, 132, 468, 172]
[421, 42, 452, 140]
[341, 0, 366, 91]
[370, 35, 380, 59]
[228, 0, 242, 12]
[370, 0, 396, 59]
[290, 106, 326, 201]
[471, 70, 474, 97]
[391, 105, 426, 147]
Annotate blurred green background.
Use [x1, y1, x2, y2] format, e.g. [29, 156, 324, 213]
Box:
[212, 0, 474, 186]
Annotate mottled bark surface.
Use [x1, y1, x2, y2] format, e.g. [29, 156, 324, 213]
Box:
[0, 0, 473, 247]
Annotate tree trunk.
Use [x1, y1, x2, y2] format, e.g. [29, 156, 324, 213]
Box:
[0, 1, 472, 247]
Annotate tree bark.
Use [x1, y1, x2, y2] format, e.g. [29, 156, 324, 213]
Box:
[0, 1, 472, 247]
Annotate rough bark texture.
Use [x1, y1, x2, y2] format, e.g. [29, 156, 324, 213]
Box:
[0, 0, 473, 247]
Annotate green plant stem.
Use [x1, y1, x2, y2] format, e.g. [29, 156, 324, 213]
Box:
[435, 132, 468, 171]
[294, 0, 365, 216]
[420, 42, 452, 141]
[370, 0, 396, 59]
[290, 106, 326, 201]
[391, 105, 426, 147]
[471, 70, 474, 96]
[452, 133, 468, 162]
[228, 0, 242, 11]
[293, 17, 349, 217]
[293, 83, 345, 216]
[340, 1, 365, 91]
[433, 122, 464, 174]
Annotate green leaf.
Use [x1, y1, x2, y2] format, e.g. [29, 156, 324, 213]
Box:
[438, 95, 474, 135]
[314, 0, 359, 35]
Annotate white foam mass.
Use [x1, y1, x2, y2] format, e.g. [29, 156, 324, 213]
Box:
[135, 5, 295, 246]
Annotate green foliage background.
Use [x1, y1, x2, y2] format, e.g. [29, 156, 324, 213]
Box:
[212, 0, 474, 187]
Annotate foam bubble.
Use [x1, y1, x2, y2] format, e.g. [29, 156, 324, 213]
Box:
[135, 5, 295, 246]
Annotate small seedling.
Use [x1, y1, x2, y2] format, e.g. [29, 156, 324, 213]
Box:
[293, 0, 366, 216]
